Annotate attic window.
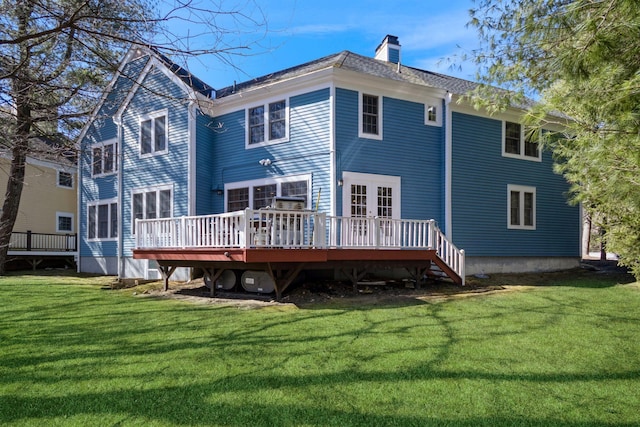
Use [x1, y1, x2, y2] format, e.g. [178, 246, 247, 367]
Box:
[424, 100, 442, 127]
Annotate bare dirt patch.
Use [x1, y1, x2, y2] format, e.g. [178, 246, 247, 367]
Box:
[131, 265, 634, 308]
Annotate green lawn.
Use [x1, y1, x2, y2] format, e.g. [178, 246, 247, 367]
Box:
[1, 271, 639, 426]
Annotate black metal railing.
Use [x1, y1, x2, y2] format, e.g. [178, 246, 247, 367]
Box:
[9, 231, 77, 252]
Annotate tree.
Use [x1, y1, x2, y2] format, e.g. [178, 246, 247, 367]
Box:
[467, 0, 640, 277]
[0, 0, 266, 273]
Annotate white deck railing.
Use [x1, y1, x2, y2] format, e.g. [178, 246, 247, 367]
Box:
[135, 209, 464, 283]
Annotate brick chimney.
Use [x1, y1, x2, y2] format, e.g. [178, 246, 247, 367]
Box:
[374, 35, 401, 64]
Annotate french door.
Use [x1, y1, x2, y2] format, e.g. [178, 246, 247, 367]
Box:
[341, 172, 400, 246]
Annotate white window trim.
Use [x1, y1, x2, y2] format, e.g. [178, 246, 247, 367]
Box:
[139, 109, 169, 158]
[245, 97, 290, 149]
[131, 184, 174, 234]
[424, 99, 442, 127]
[56, 211, 74, 233]
[224, 174, 312, 211]
[502, 121, 542, 162]
[358, 92, 383, 140]
[507, 184, 536, 230]
[87, 198, 117, 241]
[57, 170, 74, 189]
[91, 138, 117, 177]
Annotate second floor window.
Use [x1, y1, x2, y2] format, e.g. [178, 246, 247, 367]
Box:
[504, 121, 540, 161]
[361, 94, 379, 136]
[58, 171, 73, 188]
[92, 140, 117, 177]
[140, 112, 167, 156]
[247, 100, 288, 147]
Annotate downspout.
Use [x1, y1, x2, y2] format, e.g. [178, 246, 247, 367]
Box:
[76, 145, 82, 273]
[445, 92, 453, 239]
[329, 84, 336, 217]
[188, 100, 197, 216]
[115, 115, 124, 278]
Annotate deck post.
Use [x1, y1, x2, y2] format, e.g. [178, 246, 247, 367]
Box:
[203, 267, 225, 297]
[158, 265, 177, 291]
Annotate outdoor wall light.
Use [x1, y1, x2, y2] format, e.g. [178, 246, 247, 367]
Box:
[338, 179, 344, 187]
[258, 158, 272, 166]
[216, 188, 224, 196]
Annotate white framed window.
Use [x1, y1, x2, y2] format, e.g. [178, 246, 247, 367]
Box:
[57, 171, 73, 189]
[87, 199, 117, 240]
[56, 212, 74, 233]
[225, 174, 311, 211]
[132, 184, 173, 234]
[424, 99, 442, 127]
[91, 139, 117, 177]
[508, 184, 536, 230]
[359, 92, 383, 140]
[246, 98, 289, 148]
[502, 121, 541, 161]
[140, 110, 168, 157]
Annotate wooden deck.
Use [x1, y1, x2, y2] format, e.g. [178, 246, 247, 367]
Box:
[133, 209, 465, 299]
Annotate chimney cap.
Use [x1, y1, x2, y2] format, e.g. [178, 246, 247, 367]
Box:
[376, 35, 400, 52]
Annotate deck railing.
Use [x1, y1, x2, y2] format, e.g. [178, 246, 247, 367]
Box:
[9, 231, 77, 252]
[135, 210, 465, 282]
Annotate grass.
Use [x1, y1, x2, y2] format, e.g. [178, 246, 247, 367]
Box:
[1, 270, 639, 426]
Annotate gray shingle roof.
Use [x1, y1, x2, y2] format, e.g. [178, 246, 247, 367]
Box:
[215, 50, 480, 99]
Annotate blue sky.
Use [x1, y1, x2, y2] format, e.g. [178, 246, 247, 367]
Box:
[175, 0, 479, 90]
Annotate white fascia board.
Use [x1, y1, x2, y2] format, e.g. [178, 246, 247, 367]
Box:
[331, 67, 448, 105]
[203, 68, 335, 117]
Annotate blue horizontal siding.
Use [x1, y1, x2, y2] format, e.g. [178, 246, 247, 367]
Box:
[78, 56, 151, 258]
[210, 88, 332, 214]
[119, 64, 192, 256]
[195, 110, 217, 216]
[451, 111, 579, 256]
[335, 88, 444, 220]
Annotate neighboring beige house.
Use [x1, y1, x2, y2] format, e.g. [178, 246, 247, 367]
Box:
[0, 145, 77, 269]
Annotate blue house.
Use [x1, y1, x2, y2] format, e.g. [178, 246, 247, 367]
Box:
[77, 36, 580, 285]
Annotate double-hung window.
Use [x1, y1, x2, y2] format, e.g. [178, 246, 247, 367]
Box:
[132, 186, 172, 234]
[140, 110, 168, 156]
[508, 185, 536, 230]
[359, 93, 382, 139]
[503, 121, 541, 161]
[92, 139, 117, 177]
[87, 200, 117, 240]
[247, 99, 288, 147]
